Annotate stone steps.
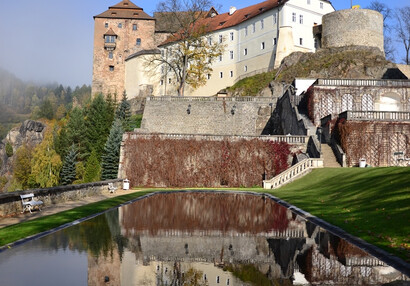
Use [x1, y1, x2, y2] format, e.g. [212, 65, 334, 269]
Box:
[321, 144, 341, 167]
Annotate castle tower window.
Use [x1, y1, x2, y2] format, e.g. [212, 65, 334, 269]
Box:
[219, 34, 223, 43]
[230, 32, 234, 41]
[219, 55, 223, 62]
[300, 15, 303, 24]
[108, 52, 113, 59]
[104, 30, 117, 50]
[105, 23, 108, 28]
[261, 42, 265, 49]
[109, 65, 114, 71]
[136, 38, 141, 46]
[230, 71, 233, 77]
[118, 23, 122, 28]
[105, 35, 116, 43]
[220, 72, 223, 78]
[320, 2, 323, 9]
[230, 51, 234, 59]
[244, 48, 248, 55]
[299, 38, 303, 45]
[133, 24, 138, 31]
[292, 12, 296, 22]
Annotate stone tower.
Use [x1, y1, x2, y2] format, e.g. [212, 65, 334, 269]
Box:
[92, 0, 157, 98]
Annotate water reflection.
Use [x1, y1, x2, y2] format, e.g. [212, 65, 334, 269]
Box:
[0, 192, 408, 286]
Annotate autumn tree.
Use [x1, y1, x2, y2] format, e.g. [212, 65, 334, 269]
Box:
[13, 144, 33, 189]
[148, 0, 224, 96]
[30, 131, 62, 188]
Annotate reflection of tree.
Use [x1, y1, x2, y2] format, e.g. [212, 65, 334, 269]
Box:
[156, 262, 209, 286]
[224, 264, 292, 286]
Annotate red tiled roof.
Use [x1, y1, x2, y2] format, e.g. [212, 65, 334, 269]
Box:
[159, 0, 286, 46]
[94, 0, 154, 20]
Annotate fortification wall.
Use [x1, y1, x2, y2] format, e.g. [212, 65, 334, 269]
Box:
[322, 9, 384, 53]
[140, 97, 276, 136]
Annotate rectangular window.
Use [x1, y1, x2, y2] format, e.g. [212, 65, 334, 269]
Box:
[168, 78, 171, 84]
[292, 12, 296, 22]
[160, 79, 164, 85]
[230, 51, 234, 59]
[136, 38, 141, 46]
[109, 65, 114, 71]
[244, 48, 248, 55]
[230, 32, 234, 41]
[252, 23, 256, 33]
[105, 35, 116, 43]
[299, 38, 303, 45]
[320, 2, 323, 9]
[273, 14, 277, 24]
[307, 0, 311, 4]
[220, 72, 223, 78]
[230, 71, 233, 77]
[219, 55, 223, 62]
[118, 23, 122, 28]
[208, 37, 212, 45]
[261, 42, 265, 49]
[161, 66, 164, 74]
[261, 19, 264, 29]
[244, 26, 248, 36]
[273, 37, 277, 45]
[105, 23, 108, 28]
[244, 65, 248, 72]
[300, 15, 303, 24]
[219, 34, 223, 43]
[108, 52, 113, 59]
[207, 74, 211, 80]
[133, 24, 138, 31]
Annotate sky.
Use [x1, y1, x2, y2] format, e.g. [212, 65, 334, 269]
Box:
[0, 0, 407, 88]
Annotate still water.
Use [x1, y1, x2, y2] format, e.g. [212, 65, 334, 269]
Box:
[0, 192, 408, 285]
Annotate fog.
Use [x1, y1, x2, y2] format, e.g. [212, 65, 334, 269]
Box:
[0, 0, 406, 88]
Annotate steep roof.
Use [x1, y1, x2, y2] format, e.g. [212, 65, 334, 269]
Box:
[159, 0, 287, 46]
[94, 0, 154, 20]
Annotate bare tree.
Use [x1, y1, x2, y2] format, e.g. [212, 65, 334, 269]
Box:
[395, 6, 410, 64]
[367, 1, 395, 61]
[148, 0, 224, 96]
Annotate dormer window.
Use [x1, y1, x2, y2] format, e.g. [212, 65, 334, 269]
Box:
[105, 35, 116, 43]
[104, 29, 117, 50]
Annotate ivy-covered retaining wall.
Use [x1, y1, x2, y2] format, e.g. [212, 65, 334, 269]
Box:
[120, 134, 300, 188]
[333, 120, 410, 167]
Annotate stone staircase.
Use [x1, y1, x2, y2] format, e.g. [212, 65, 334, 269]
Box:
[321, 144, 341, 167]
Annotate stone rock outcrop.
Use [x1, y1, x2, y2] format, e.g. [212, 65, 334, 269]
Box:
[0, 120, 46, 191]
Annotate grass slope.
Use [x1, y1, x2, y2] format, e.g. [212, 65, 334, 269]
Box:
[266, 167, 410, 262]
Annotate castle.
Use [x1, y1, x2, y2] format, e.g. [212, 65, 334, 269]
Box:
[92, 0, 336, 98]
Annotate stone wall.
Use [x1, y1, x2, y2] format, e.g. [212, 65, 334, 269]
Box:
[0, 179, 122, 217]
[322, 9, 384, 53]
[140, 96, 276, 136]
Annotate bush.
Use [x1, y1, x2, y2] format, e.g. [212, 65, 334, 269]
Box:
[5, 142, 13, 157]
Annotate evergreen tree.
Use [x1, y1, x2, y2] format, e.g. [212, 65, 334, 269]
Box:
[101, 119, 124, 180]
[85, 94, 114, 159]
[38, 99, 54, 119]
[60, 144, 77, 185]
[84, 149, 101, 183]
[66, 107, 87, 159]
[115, 90, 132, 131]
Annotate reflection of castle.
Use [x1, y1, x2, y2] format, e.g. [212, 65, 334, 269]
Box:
[83, 192, 409, 285]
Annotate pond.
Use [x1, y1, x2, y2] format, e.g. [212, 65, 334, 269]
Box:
[0, 191, 408, 285]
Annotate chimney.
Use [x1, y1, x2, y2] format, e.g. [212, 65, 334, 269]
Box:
[229, 6, 237, 15]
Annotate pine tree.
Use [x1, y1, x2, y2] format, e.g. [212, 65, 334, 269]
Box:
[66, 107, 87, 159]
[84, 149, 101, 183]
[101, 119, 124, 180]
[115, 90, 132, 131]
[60, 144, 78, 185]
[85, 94, 114, 159]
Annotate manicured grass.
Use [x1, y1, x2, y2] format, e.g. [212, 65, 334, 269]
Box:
[0, 191, 154, 248]
[265, 167, 410, 262]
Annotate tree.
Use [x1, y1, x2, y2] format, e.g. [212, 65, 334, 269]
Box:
[85, 94, 115, 159]
[60, 144, 78, 185]
[13, 144, 33, 189]
[148, 0, 224, 96]
[101, 119, 124, 180]
[367, 1, 395, 60]
[84, 149, 101, 183]
[5, 141, 13, 157]
[395, 6, 410, 64]
[37, 98, 54, 119]
[65, 107, 87, 158]
[30, 131, 62, 188]
[115, 91, 132, 131]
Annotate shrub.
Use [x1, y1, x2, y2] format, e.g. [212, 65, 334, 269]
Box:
[5, 142, 13, 157]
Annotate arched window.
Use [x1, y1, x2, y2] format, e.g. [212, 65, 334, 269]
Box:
[361, 94, 374, 111]
[341, 94, 353, 112]
[321, 95, 333, 117]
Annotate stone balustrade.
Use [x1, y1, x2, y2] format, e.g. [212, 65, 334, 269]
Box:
[317, 78, 410, 87]
[340, 111, 410, 121]
[126, 132, 309, 145]
[263, 158, 324, 189]
[146, 96, 275, 102]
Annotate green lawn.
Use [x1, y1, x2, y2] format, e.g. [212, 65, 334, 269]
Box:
[1, 168, 409, 263]
[265, 167, 410, 262]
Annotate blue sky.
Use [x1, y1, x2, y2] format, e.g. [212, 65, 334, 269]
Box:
[0, 0, 407, 87]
